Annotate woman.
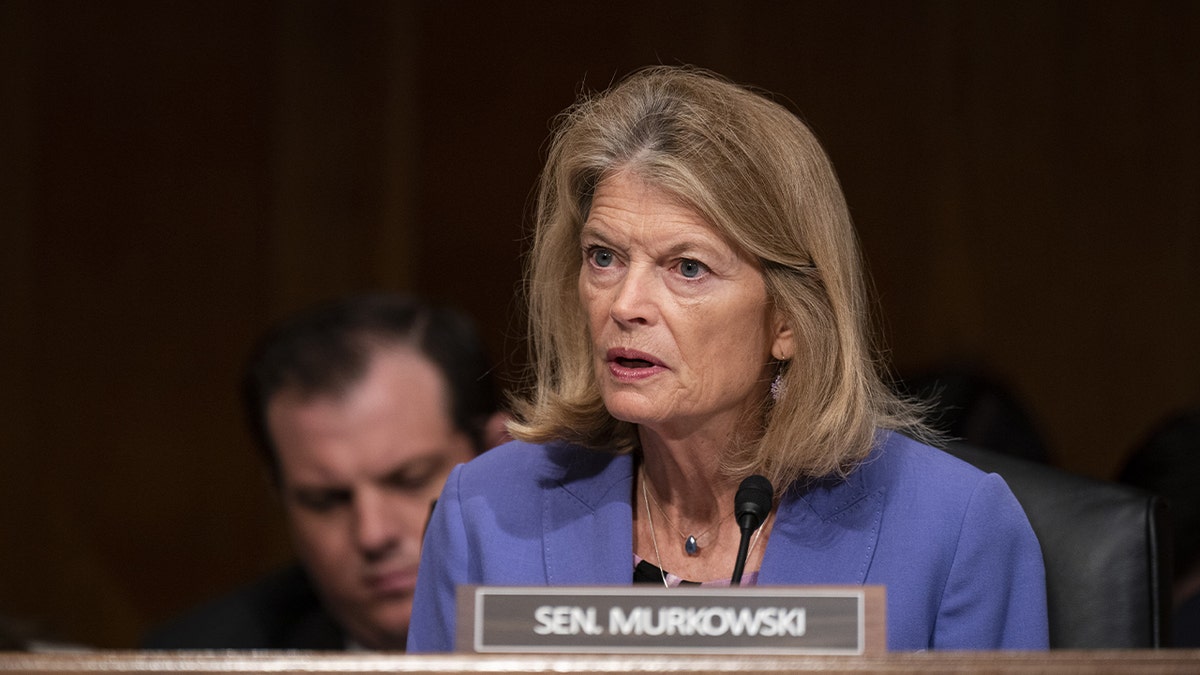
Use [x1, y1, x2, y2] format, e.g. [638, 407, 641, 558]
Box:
[408, 66, 1048, 651]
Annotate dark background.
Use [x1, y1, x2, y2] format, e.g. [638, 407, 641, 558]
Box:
[1, 1, 1197, 648]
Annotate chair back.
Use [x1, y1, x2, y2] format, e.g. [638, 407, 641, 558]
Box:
[946, 442, 1172, 648]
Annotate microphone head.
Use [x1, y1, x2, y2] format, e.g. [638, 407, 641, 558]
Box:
[734, 474, 774, 532]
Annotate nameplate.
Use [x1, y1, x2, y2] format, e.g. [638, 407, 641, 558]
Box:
[456, 585, 885, 655]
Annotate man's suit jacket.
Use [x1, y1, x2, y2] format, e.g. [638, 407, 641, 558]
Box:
[407, 432, 1049, 652]
[142, 563, 345, 650]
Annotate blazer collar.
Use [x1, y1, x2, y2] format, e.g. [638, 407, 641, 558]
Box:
[541, 447, 635, 585]
[759, 459, 885, 585]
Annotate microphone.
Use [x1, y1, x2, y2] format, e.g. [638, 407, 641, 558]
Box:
[730, 474, 774, 586]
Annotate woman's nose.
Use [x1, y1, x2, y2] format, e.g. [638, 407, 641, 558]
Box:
[609, 266, 658, 326]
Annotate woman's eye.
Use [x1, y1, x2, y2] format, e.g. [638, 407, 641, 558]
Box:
[589, 248, 615, 268]
[679, 259, 705, 279]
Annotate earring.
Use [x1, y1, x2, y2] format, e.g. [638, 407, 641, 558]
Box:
[770, 365, 785, 402]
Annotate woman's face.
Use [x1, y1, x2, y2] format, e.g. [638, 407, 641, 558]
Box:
[578, 171, 791, 441]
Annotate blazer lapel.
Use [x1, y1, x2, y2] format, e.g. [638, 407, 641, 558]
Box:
[759, 467, 885, 585]
[542, 450, 634, 585]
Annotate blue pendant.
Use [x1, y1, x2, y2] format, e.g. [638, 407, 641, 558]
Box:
[685, 535, 699, 556]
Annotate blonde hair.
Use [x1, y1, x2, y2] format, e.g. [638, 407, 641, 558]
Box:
[510, 65, 928, 489]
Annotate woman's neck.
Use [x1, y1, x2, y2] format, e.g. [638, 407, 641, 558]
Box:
[632, 414, 775, 583]
[637, 428, 735, 522]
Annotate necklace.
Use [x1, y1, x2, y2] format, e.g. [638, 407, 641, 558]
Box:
[640, 466, 774, 587]
[641, 467, 717, 556]
[640, 468, 669, 588]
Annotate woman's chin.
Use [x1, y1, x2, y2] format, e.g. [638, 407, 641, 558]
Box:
[602, 399, 664, 428]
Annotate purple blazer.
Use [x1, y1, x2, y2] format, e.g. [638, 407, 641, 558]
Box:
[407, 432, 1049, 651]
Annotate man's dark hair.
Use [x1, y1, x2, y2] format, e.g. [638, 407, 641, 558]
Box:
[242, 293, 500, 481]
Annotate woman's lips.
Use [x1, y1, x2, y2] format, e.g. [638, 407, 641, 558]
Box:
[606, 348, 666, 380]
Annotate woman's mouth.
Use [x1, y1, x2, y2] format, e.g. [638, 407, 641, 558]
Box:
[606, 348, 665, 380]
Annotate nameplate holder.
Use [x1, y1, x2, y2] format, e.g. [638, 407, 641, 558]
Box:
[456, 585, 885, 655]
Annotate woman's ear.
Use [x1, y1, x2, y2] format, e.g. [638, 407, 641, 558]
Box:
[770, 313, 795, 362]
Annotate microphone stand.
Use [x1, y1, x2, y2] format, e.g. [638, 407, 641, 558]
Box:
[730, 528, 754, 586]
[730, 475, 773, 586]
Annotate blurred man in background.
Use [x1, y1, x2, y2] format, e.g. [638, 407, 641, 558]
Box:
[143, 293, 508, 650]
